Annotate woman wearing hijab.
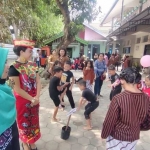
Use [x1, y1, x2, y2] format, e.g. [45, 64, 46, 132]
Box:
[8, 40, 41, 150]
[0, 47, 20, 150]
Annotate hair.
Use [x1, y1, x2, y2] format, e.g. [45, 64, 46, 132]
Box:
[59, 48, 66, 56]
[53, 60, 61, 67]
[119, 67, 140, 84]
[108, 65, 115, 70]
[13, 46, 27, 56]
[84, 60, 94, 69]
[53, 66, 63, 74]
[77, 79, 86, 87]
[65, 60, 72, 66]
[98, 53, 104, 57]
[37, 49, 40, 52]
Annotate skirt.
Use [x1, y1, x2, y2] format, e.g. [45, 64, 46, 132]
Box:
[106, 136, 137, 150]
[16, 97, 41, 144]
[0, 122, 20, 150]
[86, 80, 92, 91]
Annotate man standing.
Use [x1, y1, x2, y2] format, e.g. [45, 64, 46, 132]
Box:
[36, 49, 40, 67]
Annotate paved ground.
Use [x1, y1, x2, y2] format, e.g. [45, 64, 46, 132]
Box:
[21, 70, 150, 150]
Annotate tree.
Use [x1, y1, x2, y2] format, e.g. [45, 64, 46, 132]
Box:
[51, 0, 99, 51]
[0, 0, 63, 46]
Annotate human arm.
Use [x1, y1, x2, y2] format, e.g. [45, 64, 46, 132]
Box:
[69, 76, 75, 91]
[77, 97, 85, 111]
[101, 98, 119, 139]
[35, 73, 41, 99]
[83, 68, 89, 76]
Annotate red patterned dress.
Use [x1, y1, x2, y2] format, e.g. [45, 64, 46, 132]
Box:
[9, 61, 41, 144]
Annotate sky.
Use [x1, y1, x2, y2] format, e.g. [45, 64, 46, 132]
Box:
[93, 0, 116, 23]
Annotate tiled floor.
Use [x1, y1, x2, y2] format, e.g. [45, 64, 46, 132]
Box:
[20, 70, 150, 150]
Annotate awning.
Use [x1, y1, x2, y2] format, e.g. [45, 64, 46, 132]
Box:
[44, 32, 88, 46]
[108, 6, 150, 37]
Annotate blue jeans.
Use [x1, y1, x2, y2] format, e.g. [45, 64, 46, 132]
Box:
[36, 61, 40, 67]
[94, 77, 103, 96]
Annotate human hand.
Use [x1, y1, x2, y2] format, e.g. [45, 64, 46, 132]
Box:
[69, 86, 72, 91]
[31, 97, 39, 107]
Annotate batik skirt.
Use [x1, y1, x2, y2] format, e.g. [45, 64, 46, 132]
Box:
[86, 80, 93, 91]
[106, 136, 137, 150]
[0, 122, 20, 150]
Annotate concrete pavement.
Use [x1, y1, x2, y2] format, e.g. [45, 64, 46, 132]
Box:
[22, 70, 150, 150]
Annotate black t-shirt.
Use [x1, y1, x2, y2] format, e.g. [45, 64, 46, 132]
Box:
[82, 88, 97, 103]
[61, 70, 73, 84]
[8, 66, 20, 77]
[110, 73, 121, 90]
[49, 76, 60, 97]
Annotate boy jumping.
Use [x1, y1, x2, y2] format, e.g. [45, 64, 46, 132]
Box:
[77, 80, 99, 130]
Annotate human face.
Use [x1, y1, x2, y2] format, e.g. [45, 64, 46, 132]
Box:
[64, 63, 71, 71]
[59, 49, 65, 57]
[1, 61, 9, 79]
[108, 70, 115, 76]
[98, 54, 104, 61]
[57, 71, 63, 78]
[87, 62, 91, 68]
[20, 48, 33, 61]
[78, 84, 85, 91]
[145, 77, 150, 87]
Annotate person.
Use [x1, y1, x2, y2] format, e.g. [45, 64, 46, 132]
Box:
[121, 54, 126, 70]
[36, 49, 40, 67]
[94, 53, 107, 99]
[108, 65, 122, 101]
[77, 80, 99, 130]
[0, 47, 20, 150]
[142, 74, 150, 96]
[104, 53, 108, 66]
[101, 68, 150, 150]
[115, 53, 120, 71]
[49, 67, 68, 122]
[8, 40, 41, 150]
[123, 55, 130, 69]
[61, 61, 75, 108]
[58, 48, 69, 68]
[74, 57, 80, 71]
[107, 54, 116, 67]
[50, 60, 62, 76]
[83, 60, 95, 91]
[93, 53, 98, 61]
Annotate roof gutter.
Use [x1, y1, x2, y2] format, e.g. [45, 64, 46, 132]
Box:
[100, 0, 119, 25]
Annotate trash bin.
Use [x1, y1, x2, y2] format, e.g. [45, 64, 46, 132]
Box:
[61, 126, 71, 140]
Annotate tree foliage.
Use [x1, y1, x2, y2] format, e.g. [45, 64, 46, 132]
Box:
[0, 0, 63, 46]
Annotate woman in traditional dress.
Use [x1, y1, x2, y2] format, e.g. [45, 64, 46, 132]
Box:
[0, 47, 20, 150]
[101, 68, 150, 150]
[8, 40, 41, 150]
[58, 48, 69, 68]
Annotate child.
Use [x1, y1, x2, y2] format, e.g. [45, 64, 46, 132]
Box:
[61, 61, 75, 108]
[108, 65, 122, 101]
[142, 74, 150, 96]
[77, 80, 99, 130]
[49, 66, 68, 122]
[83, 60, 95, 91]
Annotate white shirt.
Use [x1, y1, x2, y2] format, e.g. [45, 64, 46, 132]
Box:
[36, 53, 40, 61]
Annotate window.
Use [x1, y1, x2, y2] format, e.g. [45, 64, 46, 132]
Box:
[123, 47, 131, 54]
[143, 35, 148, 43]
[136, 38, 141, 44]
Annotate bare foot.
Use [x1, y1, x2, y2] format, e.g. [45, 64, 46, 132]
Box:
[29, 144, 37, 149]
[51, 118, 60, 122]
[84, 126, 92, 130]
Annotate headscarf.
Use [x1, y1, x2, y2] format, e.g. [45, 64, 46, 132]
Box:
[0, 47, 16, 135]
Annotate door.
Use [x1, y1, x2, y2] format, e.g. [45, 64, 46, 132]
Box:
[67, 48, 72, 58]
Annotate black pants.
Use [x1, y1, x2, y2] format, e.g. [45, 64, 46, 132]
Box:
[84, 101, 99, 119]
[6, 121, 20, 150]
[66, 85, 75, 108]
[110, 88, 122, 101]
[94, 77, 103, 96]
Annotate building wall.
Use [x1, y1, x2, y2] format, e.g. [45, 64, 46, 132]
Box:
[84, 27, 106, 41]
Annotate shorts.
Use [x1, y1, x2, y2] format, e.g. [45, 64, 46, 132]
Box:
[110, 88, 122, 101]
[50, 95, 60, 107]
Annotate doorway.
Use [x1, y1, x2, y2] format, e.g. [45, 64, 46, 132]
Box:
[144, 44, 150, 55]
[67, 48, 72, 58]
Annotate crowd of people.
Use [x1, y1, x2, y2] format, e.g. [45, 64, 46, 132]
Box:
[0, 40, 150, 150]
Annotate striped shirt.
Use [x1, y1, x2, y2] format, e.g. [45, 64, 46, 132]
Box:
[101, 90, 150, 142]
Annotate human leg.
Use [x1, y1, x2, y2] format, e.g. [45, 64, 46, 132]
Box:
[94, 77, 100, 96]
[66, 87, 75, 108]
[98, 78, 103, 96]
